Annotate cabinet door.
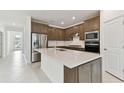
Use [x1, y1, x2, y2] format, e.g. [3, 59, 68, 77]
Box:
[78, 63, 91, 83]
[84, 16, 100, 32]
[64, 66, 78, 83]
[65, 28, 73, 40]
[48, 27, 56, 40]
[40, 24, 48, 34]
[79, 24, 84, 40]
[31, 22, 41, 33]
[91, 58, 101, 83]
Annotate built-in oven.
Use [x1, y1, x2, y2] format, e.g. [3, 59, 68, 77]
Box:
[85, 31, 100, 53]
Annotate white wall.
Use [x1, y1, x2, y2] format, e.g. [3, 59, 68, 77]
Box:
[0, 25, 6, 57]
[23, 16, 31, 64]
[6, 31, 14, 55]
[101, 10, 124, 22]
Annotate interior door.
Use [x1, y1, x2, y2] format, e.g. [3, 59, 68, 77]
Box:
[104, 17, 124, 80]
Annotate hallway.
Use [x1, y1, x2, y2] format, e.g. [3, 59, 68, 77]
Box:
[0, 51, 50, 83]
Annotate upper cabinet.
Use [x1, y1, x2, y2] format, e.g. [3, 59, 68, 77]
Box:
[84, 16, 100, 32]
[64, 27, 74, 40]
[31, 22, 65, 41]
[47, 27, 65, 40]
[64, 16, 100, 40]
[31, 16, 100, 41]
[65, 24, 84, 40]
[31, 22, 48, 34]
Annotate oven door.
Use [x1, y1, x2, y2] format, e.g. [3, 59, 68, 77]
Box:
[85, 44, 100, 53]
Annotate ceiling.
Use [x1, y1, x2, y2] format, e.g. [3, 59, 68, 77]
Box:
[0, 10, 99, 29]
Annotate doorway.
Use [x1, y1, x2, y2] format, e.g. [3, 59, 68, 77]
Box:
[13, 32, 23, 51]
[7, 31, 23, 55]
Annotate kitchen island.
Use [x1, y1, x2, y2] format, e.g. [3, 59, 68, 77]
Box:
[36, 48, 101, 83]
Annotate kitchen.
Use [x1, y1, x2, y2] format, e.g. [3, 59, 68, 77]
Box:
[1, 0, 124, 93]
[0, 10, 124, 83]
[31, 11, 101, 83]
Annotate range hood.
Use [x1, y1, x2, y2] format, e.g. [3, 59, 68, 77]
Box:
[69, 33, 85, 48]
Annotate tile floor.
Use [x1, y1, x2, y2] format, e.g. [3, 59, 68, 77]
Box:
[102, 72, 123, 83]
[0, 51, 50, 83]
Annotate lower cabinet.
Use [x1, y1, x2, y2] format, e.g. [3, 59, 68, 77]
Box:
[64, 66, 78, 83]
[64, 58, 101, 83]
[91, 58, 102, 83]
[78, 62, 91, 83]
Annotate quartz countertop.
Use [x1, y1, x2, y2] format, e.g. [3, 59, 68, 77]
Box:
[35, 48, 101, 68]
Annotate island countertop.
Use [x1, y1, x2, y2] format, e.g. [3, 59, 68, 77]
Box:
[35, 48, 101, 68]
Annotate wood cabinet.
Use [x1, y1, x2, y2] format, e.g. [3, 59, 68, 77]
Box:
[78, 58, 101, 83]
[31, 16, 100, 41]
[31, 22, 65, 40]
[78, 62, 91, 83]
[64, 66, 78, 83]
[47, 27, 65, 40]
[91, 58, 102, 83]
[65, 25, 82, 40]
[64, 28, 73, 40]
[64, 16, 99, 40]
[31, 22, 48, 34]
[64, 58, 101, 83]
[84, 16, 100, 32]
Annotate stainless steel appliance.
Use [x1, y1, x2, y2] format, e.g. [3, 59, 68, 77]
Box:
[85, 31, 99, 41]
[32, 33, 47, 62]
[0, 32, 2, 57]
[85, 31, 100, 53]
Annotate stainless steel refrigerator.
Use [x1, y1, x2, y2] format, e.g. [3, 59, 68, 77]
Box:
[31, 33, 47, 62]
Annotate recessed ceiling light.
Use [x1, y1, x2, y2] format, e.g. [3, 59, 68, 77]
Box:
[61, 21, 64, 25]
[72, 16, 76, 20]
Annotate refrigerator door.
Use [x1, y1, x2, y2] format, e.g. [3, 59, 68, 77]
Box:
[0, 32, 2, 57]
[32, 33, 47, 62]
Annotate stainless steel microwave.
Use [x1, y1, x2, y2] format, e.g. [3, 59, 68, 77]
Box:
[85, 31, 99, 41]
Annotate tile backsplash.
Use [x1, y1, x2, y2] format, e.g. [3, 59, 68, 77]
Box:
[48, 40, 85, 48]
